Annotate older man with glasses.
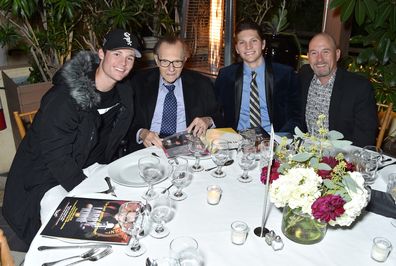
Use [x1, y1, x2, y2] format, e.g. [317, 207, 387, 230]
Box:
[128, 36, 222, 151]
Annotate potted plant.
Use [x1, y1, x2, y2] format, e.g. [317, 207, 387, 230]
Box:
[330, 0, 396, 107]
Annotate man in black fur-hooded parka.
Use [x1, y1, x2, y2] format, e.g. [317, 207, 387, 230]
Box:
[2, 29, 141, 245]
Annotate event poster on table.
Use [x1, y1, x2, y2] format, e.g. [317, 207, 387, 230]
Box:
[41, 197, 140, 244]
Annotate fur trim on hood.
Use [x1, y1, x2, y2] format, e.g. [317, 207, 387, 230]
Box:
[59, 51, 101, 110]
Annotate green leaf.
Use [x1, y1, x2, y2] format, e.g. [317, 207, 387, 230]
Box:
[330, 0, 348, 9]
[390, 7, 396, 34]
[375, 3, 392, 28]
[340, 0, 356, 22]
[294, 127, 305, 139]
[342, 175, 358, 193]
[323, 179, 336, 189]
[330, 140, 353, 149]
[310, 157, 319, 168]
[318, 163, 332, 171]
[328, 130, 344, 140]
[362, 0, 376, 20]
[291, 152, 313, 162]
[355, 0, 366, 26]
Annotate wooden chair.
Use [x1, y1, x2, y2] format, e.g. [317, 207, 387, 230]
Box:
[13, 110, 37, 139]
[376, 102, 394, 149]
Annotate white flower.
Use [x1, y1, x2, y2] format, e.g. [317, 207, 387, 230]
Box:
[270, 167, 322, 214]
[330, 172, 369, 226]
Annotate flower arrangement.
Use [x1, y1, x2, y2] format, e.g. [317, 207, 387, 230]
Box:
[261, 115, 370, 227]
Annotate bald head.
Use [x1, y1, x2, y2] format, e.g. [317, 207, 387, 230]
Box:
[307, 32, 341, 84]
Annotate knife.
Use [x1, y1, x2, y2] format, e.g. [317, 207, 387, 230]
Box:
[378, 161, 396, 171]
[38, 244, 111, 251]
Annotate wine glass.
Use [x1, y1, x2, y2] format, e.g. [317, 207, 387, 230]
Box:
[138, 156, 164, 199]
[148, 187, 172, 238]
[116, 202, 148, 257]
[169, 236, 203, 266]
[236, 140, 256, 183]
[170, 158, 193, 201]
[209, 139, 230, 178]
[188, 136, 207, 172]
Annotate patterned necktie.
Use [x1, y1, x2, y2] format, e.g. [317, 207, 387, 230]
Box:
[160, 84, 177, 137]
[249, 71, 261, 127]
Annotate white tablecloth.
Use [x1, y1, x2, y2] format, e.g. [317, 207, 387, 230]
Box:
[25, 146, 396, 265]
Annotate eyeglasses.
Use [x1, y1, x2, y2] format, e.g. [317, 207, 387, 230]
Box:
[158, 58, 184, 68]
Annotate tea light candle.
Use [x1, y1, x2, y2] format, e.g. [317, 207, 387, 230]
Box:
[231, 221, 248, 245]
[207, 185, 222, 205]
[371, 237, 392, 262]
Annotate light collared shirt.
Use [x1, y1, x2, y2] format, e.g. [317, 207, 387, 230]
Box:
[150, 77, 186, 133]
[136, 77, 187, 143]
[237, 60, 270, 132]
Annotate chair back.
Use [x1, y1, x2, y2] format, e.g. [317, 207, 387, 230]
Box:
[376, 103, 394, 149]
[13, 110, 37, 139]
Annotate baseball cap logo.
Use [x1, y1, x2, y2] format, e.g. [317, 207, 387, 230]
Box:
[123, 32, 132, 47]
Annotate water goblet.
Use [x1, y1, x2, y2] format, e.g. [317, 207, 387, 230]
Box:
[148, 187, 172, 238]
[358, 146, 382, 185]
[236, 140, 256, 183]
[188, 136, 207, 172]
[209, 139, 230, 178]
[116, 202, 148, 257]
[170, 159, 193, 201]
[258, 139, 271, 167]
[138, 156, 164, 199]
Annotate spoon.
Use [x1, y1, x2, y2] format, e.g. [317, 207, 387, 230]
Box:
[205, 159, 234, 171]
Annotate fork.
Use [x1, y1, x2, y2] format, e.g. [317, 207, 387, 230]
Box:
[65, 247, 113, 266]
[42, 248, 99, 266]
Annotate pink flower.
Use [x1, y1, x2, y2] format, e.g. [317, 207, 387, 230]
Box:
[345, 161, 356, 172]
[311, 194, 346, 222]
[261, 160, 280, 184]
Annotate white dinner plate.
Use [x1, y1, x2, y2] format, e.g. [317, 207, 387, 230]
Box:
[108, 155, 171, 187]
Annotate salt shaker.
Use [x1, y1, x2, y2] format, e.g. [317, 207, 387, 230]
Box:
[271, 236, 284, 251]
[265, 230, 276, 245]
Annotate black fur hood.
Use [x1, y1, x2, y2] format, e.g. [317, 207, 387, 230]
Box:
[55, 51, 101, 110]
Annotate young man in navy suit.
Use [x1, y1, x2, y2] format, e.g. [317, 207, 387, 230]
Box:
[214, 21, 300, 133]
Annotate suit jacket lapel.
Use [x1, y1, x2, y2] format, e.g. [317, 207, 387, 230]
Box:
[329, 68, 343, 129]
[181, 70, 193, 124]
[265, 59, 274, 124]
[145, 68, 160, 125]
[234, 63, 244, 129]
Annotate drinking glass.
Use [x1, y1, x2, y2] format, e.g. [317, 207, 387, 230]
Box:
[170, 158, 193, 201]
[258, 139, 271, 168]
[236, 140, 256, 183]
[148, 187, 172, 238]
[169, 236, 203, 266]
[188, 136, 207, 172]
[209, 139, 230, 178]
[138, 156, 164, 199]
[116, 202, 148, 257]
[358, 146, 382, 185]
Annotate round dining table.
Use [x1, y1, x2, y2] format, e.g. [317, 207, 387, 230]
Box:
[24, 146, 396, 265]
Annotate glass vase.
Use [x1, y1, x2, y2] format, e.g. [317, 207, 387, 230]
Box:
[281, 205, 327, 245]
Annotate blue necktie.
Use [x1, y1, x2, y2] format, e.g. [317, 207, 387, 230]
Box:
[160, 84, 177, 137]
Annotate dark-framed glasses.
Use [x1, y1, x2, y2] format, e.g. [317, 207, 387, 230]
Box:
[158, 58, 184, 68]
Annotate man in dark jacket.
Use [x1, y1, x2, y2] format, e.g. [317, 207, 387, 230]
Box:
[299, 32, 378, 147]
[128, 36, 222, 151]
[214, 21, 300, 133]
[2, 29, 140, 244]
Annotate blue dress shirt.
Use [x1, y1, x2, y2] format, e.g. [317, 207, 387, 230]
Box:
[237, 60, 270, 132]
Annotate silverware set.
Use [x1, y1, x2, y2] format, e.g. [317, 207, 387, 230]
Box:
[40, 246, 112, 266]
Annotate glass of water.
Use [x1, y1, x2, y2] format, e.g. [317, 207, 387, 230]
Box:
[209, 139, 230, 178]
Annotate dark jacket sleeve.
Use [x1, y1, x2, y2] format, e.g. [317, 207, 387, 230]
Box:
[37, 91, 87, 191]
